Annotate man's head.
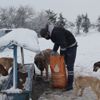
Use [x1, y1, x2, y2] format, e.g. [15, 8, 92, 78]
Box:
[40, 28, 50, 40]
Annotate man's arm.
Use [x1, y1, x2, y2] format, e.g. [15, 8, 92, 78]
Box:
[53, 43, 59, 52]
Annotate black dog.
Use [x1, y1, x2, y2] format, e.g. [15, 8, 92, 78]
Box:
[93, 61, 100, 72]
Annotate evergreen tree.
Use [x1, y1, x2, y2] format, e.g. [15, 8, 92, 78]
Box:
[76, 15, 82, 35]
[14, 6, 35, 28]
[0, 8, 9, 28]
[7, 7, 16, 28]
[32, 12, 48, 36]
[45, 9, 57, 24]
[56, 13, 66, 28]
[97, 17, 100, 32]
[81, 13, 90, 33]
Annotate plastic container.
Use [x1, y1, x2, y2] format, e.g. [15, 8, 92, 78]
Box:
[0, 91, 30, 100]
[50, 55, 68, 89]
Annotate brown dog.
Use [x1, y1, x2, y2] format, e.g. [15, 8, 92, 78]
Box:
[0, 57, 28, 89]
[0, 57, 13, 72]
[34, 49, 51, 79]
[93, 61, 100, 72]
[0, 64, 8, 76]
[74, 76, 100, 100]
[18, 71, 28, 89]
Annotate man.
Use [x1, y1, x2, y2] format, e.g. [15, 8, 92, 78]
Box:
[40, 23, 77, 91]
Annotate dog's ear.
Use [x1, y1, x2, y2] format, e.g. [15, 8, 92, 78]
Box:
[34, 60, 36, 64]
[94, 66, 99, 72]
[93, 68, 97, 72]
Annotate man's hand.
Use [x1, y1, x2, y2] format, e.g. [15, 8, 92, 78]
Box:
[60, 49, 67, 56]
[50, 50, 58, 55]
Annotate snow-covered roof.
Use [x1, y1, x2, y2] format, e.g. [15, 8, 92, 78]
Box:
[0, 28, 40, 53]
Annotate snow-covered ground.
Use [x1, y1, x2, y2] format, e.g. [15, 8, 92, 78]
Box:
[0, 29, 100, 100]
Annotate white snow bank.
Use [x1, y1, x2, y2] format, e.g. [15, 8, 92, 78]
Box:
[2, 87, 22, 93]
[0, 28, 40, 53]
[75, 65, 100, 80]
[38, 38, 54, 50]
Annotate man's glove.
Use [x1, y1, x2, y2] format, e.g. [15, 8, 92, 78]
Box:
[50, 50, 57, 55]
[60, 49, 67, 56]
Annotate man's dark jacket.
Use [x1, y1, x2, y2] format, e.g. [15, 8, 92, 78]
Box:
[50, 27, 77, 52]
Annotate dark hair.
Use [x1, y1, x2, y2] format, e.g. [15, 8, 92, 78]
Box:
[40, 28, 48, 37]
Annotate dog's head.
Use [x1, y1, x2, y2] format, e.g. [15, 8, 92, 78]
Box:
[93, 61, 100, 72]
[0, 57, 13, 72]
[34, 54, 46, 71]
[0, 64, 8, 76]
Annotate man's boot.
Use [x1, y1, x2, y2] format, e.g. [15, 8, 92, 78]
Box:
[66, 75, 74, 91]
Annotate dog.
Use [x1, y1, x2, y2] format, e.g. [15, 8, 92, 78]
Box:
[18, 71, 28, 89]
[0, 64, 8, 76]
[93, 61, 100, 72]
[74, 76, 100, 100]
[34, 49, 51, 79]
[0, 57, 28, 89]
[0, 57, 13, 72]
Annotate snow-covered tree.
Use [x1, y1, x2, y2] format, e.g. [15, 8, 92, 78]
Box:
[45, 9, 57, 24]
[76, 15, 82, 35]
[14, 6, 35, 28]
[81, 14, 91, 33]
[56, 13, 66, 28]
[7, 7, 16, 28]
[0, 6, 35, 29]
[32, 11, 48, 36]
[97, 16, 100, 32]
[0, 8, 9, 28]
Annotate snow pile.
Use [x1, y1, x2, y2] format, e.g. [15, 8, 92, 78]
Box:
[74, 65, 100, 80]
[38, 38, 54, 50]
[75, 32, 100, 68]
[2, 87, 22, 93]
[74, 32, 100, 79]
[0, 28, 40, 53]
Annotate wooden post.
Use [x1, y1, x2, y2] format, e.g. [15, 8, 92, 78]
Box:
[13, 45, 18, 89]
[21, 47, 24, 67]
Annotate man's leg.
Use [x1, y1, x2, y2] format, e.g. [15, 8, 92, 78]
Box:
[64, 46, 77, 91]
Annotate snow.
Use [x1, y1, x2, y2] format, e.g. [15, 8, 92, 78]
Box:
[2, 87, 23, 93]
[74, 32, 100, 79]
[75, 33, 100, 67]
[0, 28, 40, 53]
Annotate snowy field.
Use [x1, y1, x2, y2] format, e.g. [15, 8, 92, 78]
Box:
[0, 29, 100, 100]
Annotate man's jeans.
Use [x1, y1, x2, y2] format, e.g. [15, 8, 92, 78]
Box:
[60, 45, 77, 88]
